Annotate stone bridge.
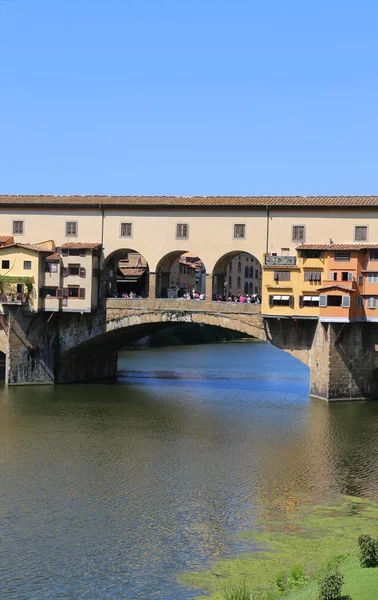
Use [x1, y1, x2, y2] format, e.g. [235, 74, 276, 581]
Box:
[2, 299, 378, 401]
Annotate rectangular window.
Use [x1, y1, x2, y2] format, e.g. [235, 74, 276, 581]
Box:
[358, 275, 363, 285]
[354, 226, 368, 242]
[68, 264, 80, 276]
[334, 251, 350, 261]
[301, 249, 322, 258]
[255, 269, 259, 279]
[234, 224, 246, 239]
[292, 225, 306, 243]
[269, 295, 293, 307]
[357, 296, 363, 308]
[44, 287, 57, 298]
[1, 260, 10, 269]
[23, 261, 32, 270]
[370, 250, 378, 261]
[367, 273, 378, 284]
[304, 271, 322, 282]
[120, 222, 132, 238]
[66, 222, 78, 237]
[68, 286, 80, 298]
[176, 223, 189, 239]
[329, 272, 337, 281]
[341, 272, 353, 282]
[273, 270, 291, 281]
[13, 221, 24, 235]
[301, 295, 320, 307]
[51, 263, 58, 273]
[367, 296, 377, 309]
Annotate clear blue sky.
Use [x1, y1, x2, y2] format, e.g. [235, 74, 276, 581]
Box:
[1, 0, 377, 196]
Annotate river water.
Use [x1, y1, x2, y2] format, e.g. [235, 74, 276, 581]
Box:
[1, 341, 378, 599]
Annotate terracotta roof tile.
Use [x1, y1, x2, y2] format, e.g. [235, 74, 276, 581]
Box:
[119, 267, 146, 277]
[1, 195, 378, 208]
[0, 234, 12, 242]
[46, 253, 61, 261]
[297, 244, 378, 251]
[0, 243, 51, 253]
[317, 284, 356, 293]
[59, 242, 101, 249]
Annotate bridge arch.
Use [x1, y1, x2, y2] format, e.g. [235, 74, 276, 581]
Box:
[211, 250, 262, 300]
[155, 250, 206, 298]
[102, 247, 150, 299]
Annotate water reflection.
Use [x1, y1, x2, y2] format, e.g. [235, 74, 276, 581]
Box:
[0, 342, 378, 599]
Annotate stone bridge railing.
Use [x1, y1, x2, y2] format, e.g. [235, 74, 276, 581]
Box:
[106, 298, 262, 314]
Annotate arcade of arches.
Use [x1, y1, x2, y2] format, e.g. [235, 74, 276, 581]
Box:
[102, 249, 262, 300]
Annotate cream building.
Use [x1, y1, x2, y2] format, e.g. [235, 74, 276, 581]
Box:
[226, 253, 262, 297]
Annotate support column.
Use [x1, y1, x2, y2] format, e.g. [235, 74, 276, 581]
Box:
[205, 273, 213, 305]
[148, 272, 157, 307]
[309, 321, 378, 401]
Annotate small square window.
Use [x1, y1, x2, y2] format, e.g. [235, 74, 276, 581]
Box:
[23, 261, 32, 270]
[68, 286, 79, 298]
[234, 224, 246, 239]
[1, 260, 10, 269]
[354, 226, 367, 242]
[292, 225, 306, 243]
[66, 222, 78, 237]
[176, 223, 189, 239]
[13, 221, 24, 235]
[120, 222, 132, 238]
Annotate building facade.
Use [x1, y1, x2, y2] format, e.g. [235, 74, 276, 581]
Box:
[226, 253, 262, 297]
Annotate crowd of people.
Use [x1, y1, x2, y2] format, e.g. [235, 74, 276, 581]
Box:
[213, 292, 261, 303]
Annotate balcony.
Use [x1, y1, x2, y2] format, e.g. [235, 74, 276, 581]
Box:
[265, 255, 297, 267]
[0, 293, 27, 305]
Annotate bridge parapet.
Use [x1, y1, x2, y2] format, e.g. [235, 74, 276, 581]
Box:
[106, 298, 261, 315]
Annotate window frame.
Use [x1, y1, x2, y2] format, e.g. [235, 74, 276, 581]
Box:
[65, 221, 78, 237]
[354, 225, 368, 242]
[1, 259, 10, 270]
[292, 225, 306, 243]
[120, 222, 133, 238]
[233, 223, 246, 239]
[12, 220, 24, 236]
[23, 260, 32, 271]
[176, 223, 189, 240]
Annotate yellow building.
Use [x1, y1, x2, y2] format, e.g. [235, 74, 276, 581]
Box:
[0, 241, 55, 312]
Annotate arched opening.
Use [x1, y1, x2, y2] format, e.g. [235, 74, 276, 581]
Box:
[212, 251, 262, 302]
[155, 251, 206, 298]
[102, 249, 150, 299]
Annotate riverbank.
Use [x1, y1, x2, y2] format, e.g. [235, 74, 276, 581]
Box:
[181, 496, 378, 599]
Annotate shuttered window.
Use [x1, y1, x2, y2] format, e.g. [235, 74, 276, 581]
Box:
[319, 295, 328, 307]
[66, 222, 78, 237]
[292, 225, 306, 243]
[176, 223, 189, 239]
[273, 271, 291, 281]
[120, 222, 132, 237]
[367, 296, 377, 309]
[342, 295, 351, 308]
[354, 226, 368, 241]
[234, 224, 246, 239]
[304, 271, 321, 281]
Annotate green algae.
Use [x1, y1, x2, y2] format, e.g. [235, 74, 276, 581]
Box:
[180, 496, 378, 599]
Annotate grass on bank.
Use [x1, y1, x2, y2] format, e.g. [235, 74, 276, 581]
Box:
[180, 496, 378, 600]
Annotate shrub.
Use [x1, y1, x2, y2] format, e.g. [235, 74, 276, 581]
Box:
[275, 565, 308, 594]
[358, 533, 378, 568]
[223, 578, 254, 600]
[317, 570, 344, 600]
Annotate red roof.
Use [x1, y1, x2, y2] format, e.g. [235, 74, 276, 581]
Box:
[317, 284, 356, 293]
[2, 195, 378, 208]
[119, 267, 146, 277]
[46, 253, 61, 261]
[0, 234, 12, 243]
[297, 244, 378, 251]
[59, 242, 101, 250]
[0, 243, 51, 253]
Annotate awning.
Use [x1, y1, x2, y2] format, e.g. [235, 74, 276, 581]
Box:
[303, 296, 312, 301]
[312, 296, 320, 302]
[273, 295, 281, 300]
[281, 295, 290, 300]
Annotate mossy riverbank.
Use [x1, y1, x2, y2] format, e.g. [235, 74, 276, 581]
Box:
[181, 496, 378, 599]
